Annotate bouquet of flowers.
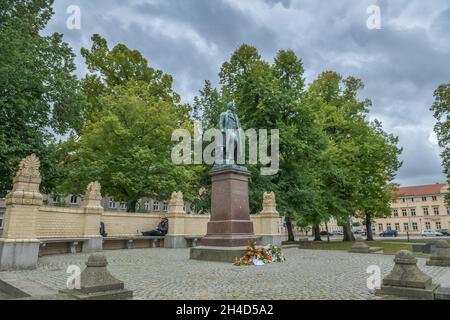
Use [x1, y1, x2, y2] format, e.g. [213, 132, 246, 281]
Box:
[234, 241, 286, 266]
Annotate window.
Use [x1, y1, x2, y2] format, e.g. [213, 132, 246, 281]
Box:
[387, 224, 392, 231]
[434, 208, 440, 216]
[163, 202, 169, 212]
[410, 209, 416, 217]
[109, 198, 117, 209]
[432, 196, 438, 201]
[412, 223, 418, 231]
[422, 197, 427, 202]
[153, 201, 160, 212]
[393, 210, 398, 217]
[120, 202, 128, 210]
[423, 207, 429, 216]
[409, 197, 415, 203]
[402, 198, 406, 203]
[425, 222, 431, 230]
[436, 222, 442, 230]
[395, 223, 400, 231]
[402, 209, 407, 217]
[378, 224, 383, 232]
[404, 223, 409, 231]
[144, 201, 150, 211]
[0, 211, 4, 229]
[447, 207, 450, 215]
[70, 196, 78, 204]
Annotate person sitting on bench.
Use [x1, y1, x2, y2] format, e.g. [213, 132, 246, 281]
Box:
[142, 216, 169, 237]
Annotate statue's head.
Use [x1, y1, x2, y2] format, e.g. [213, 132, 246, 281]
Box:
[227, 101, 236, 112]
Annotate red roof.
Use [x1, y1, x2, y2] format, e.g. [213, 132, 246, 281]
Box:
[394, 183, 447, 197]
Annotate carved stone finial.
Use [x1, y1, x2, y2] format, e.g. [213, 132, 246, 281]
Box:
[82, 182, 103, 211]
[169, 191, 185, 214]
[15, 154, 41, 180]
[376, 250, 440, 299]
[6, 154, 43, 205]
[261, 192, 278, 215]
[85, 182, 102, 201]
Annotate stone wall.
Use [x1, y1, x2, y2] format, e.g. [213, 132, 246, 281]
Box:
[0, 155, 285, 270]
[101, 212, 161, 236]
[36, 207, 86, 238]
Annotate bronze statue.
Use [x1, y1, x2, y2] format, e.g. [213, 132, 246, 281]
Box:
[219, 101, 244, 166]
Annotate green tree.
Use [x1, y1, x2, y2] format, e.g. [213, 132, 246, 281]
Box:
[60, 83, 199, 212]
[431, 84, 450, 204]
[55, 36, 199, 211]
[352, 121, 402, 241]
[0, 0, 86, 196]
[80, 34, 182, 122]
[308, 71, 401, 242]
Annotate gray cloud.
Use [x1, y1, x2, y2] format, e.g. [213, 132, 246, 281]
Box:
[44, 0, 449, 186]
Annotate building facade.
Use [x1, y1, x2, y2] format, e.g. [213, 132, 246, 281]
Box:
[42, 194, 196, 214]
[374, 183, 449, 236]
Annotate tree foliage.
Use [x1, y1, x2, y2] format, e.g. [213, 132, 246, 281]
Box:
[0, 0, 85, 196]
[55, 36, 199, 210]
[431, 84, 450, 203]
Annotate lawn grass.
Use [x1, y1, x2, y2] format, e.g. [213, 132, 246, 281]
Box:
[296, 239, 439, 257]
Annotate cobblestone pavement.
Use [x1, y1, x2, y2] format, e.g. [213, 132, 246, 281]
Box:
[1, 248, 449, 300]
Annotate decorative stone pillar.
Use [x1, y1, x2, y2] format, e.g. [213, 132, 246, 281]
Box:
[0, 154, 42, 270]
[164, 192, 187, 248]
[60, 253, 133, 300]
[82, 182, 104, 253]
[426, 240, 450, 267]
[257, 192, 284, 246]
[376, 250, 440, 300]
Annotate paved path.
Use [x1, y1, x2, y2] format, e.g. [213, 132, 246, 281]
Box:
[1, 248, 449, 300]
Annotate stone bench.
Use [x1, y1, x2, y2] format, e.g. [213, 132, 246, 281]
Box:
[412, 243, 437, 254]
[103, 236, 165, 250]
[184, 236, 203, 248]
[39, 238, 90, 256]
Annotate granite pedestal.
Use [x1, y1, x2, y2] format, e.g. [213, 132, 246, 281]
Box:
[191, 167, 259, 262]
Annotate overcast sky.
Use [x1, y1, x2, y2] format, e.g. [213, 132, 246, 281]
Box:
[44, 0, 450, 187]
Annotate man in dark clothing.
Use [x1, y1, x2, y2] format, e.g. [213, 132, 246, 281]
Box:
[142, 217, 169, 237]
[100, 222, 108, 237]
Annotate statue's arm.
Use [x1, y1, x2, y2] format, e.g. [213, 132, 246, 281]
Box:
[219, 113, 226, 132]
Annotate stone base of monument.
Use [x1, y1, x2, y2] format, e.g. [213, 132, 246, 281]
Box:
[426, 240, 450, 267]
[190, 242, 263, 263]
[0, 239, 40, 271]
[259, 235, 284, 247]
[376, 250, 440, 300]
[60, 253, 133, 300]
[348, 238, 383, 254]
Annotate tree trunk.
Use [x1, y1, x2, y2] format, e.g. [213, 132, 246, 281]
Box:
[285, 217, 295, 242]
[128, 200, 137, 213]
[366, 213, 374, 241]
[325, 223, 330, 243]
[313, 224, 322, 242]
[343, 223, 355, 242]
